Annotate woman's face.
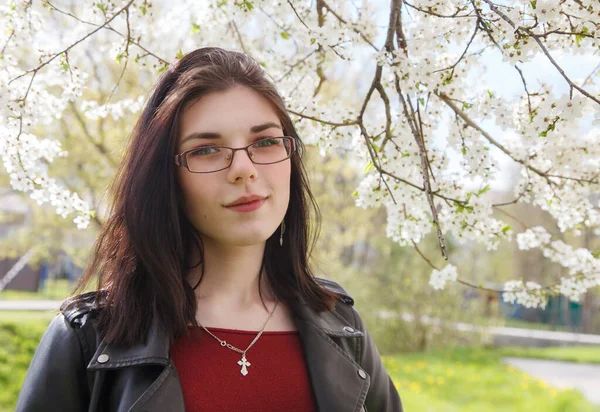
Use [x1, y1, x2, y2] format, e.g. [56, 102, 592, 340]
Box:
[176, 85, 291, 247]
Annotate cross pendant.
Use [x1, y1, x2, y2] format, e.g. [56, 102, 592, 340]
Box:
[238, 355, 251, 376]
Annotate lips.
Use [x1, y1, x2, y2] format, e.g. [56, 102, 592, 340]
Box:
[225, 195, 267, 207]
[224, 197, 267, 213]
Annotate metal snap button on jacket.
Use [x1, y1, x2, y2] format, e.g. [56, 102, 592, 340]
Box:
[358, 369, 367, 379]
[343, 326, 355, 333]
[97, 354, 110, 364]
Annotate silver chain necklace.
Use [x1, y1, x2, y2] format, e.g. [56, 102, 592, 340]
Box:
[197, 299, 280, 376]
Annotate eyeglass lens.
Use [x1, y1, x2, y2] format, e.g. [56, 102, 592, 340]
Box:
[186, 137, 293, 173]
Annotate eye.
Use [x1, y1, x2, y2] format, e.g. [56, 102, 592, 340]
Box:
[253, 137, 281, 147]
[190, 146, 221, 156]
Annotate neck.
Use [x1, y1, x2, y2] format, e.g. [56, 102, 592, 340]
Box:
[185, 238, 275, 311]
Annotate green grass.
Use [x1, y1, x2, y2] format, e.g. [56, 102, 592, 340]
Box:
[0, 318, 52, 412]
[0, 279, 75, 301]
[383, 347, 599, 412]
[0, 311, 59, 324]
[496, 345, 600, 364]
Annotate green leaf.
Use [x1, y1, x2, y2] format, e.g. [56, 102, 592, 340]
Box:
[462, 102, 473, 110]
[502, 225, 512, 235]
[280, 31, 290, 40]
[351, 190, 359, 197]
[529, 0, 536, 9]
[477, 185, 491, 197]
[176, 49, 184, 59]
[140, 5, 147, 15]
[401, 152, 410, 158]
[418, 97, 425, 106]
[236, 0, 254, 11]
[461, 146, 467, 155]
[363, 160, 375, 174]
[157, 63, 168, 74]
[60, 61, 69, 71]
[486, 89, 494, 99]
[592, 250, 600, 259]
[454, 201, 465, 213]
[191, 23, 200, 34]
[115, 53, 123, 64]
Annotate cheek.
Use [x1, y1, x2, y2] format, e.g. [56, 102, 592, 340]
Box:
[273, 162, 292, 202]
[177, 173, 215, 217]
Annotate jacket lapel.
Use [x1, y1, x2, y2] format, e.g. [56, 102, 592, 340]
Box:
[294, 300, 370, 412]
[87, 296, 369, 412]
[88, 317, 185, 412]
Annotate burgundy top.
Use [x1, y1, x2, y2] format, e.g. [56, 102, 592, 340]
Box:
[170, 326, 318, 412]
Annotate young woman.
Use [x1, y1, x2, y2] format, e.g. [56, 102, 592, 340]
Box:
[16, 47, 402, 412]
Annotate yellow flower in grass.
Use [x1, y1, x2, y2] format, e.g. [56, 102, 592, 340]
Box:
[416, 361, 426, 369]
[549, 389, 557, 397]
[409, 382, 421, 393]
[436, 377, 445, 385]
[521, 382, 529, 390]
[446, 368, 454, 377]
[403, 365, 413, 373]
[426, 376, 435, 385]
[538, 380, 548, 388]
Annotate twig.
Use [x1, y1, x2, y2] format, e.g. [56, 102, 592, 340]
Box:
[515, 65, 533, 117]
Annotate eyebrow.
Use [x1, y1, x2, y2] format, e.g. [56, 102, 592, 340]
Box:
[180, 122, 283, 145]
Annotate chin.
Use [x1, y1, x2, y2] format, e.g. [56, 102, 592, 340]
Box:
[226, 227, 275, 246]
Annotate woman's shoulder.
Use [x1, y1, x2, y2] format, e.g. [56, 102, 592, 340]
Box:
[59, 289, 108, 327]
[315, 277, 355, 306]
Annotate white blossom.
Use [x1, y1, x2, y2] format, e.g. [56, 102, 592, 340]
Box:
[429, 264, 458, 290]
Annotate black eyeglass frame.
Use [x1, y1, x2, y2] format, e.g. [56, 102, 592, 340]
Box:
[174, 136, 297, 174]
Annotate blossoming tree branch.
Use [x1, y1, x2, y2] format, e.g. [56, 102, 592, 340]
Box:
[1, 0, 599, 308]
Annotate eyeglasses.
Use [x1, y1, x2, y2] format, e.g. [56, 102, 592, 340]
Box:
[174, 136, 296, 173]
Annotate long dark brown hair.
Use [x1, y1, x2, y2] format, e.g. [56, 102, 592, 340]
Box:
[65, 47, 341, 346]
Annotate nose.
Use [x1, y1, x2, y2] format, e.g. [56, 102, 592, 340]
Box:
[227, 148, 257, 183]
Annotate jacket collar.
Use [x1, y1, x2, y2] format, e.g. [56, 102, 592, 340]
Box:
[293, 298, 370, 412]
[87, 293, 369, 412]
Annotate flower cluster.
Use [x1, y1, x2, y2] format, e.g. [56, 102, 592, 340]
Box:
[502, 280, 547, 309]
[429, 264, 458, 291]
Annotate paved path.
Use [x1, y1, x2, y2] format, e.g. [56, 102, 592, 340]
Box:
[502, 357, 600, 405]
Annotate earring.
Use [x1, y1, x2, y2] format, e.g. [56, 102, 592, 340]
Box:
[279, 220, 286, 246]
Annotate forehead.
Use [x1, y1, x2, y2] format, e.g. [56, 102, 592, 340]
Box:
[178, 85, 282, 143]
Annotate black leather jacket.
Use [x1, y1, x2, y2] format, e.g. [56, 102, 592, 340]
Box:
[16, 278, 402, 412]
